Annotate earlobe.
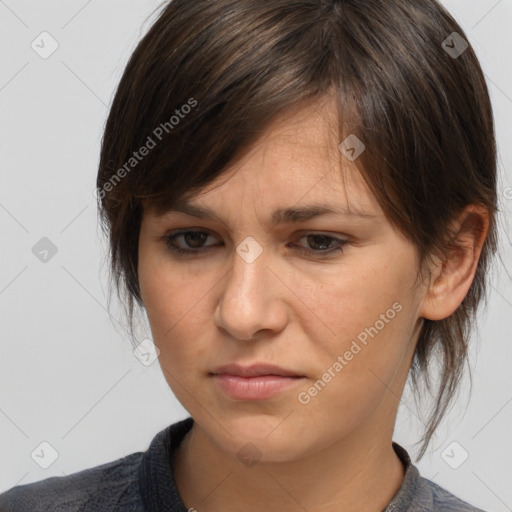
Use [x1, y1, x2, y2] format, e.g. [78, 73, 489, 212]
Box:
[419, 204, 489, 321]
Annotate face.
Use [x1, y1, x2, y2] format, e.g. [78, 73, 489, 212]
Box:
[138, 96, 428, 463]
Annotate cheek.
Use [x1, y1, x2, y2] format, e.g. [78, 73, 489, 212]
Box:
[140, 245, 199, 327]
[295, 304, 415, 436]
[300, 261, 417, 388]
[138, 254, 216, 370]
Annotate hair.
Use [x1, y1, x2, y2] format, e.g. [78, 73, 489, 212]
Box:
[96, 0, 498, 460]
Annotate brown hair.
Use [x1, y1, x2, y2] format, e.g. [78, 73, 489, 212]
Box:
[96, 0, 498, 460]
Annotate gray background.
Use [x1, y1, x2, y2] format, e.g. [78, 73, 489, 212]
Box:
[0, 1, 511, 510]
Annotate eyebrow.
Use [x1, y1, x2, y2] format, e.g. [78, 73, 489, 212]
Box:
[161, 199, 378, 227]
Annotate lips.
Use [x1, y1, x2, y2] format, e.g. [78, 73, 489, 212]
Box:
[210, 363, 303, 378]
[210, 363, 305, 400]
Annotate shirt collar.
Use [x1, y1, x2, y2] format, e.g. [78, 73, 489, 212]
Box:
[383, 442, 422, 511]
[138, 416, 193, 512]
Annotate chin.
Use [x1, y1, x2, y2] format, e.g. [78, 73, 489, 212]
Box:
[205, 414, 309, 464]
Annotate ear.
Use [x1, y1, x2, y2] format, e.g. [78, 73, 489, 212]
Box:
[419, 204, 490, 321]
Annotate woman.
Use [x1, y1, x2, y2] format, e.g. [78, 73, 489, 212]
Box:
[0, 0, 498, 510]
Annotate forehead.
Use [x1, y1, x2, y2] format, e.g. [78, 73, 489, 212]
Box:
[201, 107, 373, 206]
[145, 95, 380, 221]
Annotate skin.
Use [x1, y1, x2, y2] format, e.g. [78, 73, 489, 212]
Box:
[138, 95, 489, 512]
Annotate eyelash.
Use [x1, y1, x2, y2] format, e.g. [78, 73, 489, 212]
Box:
[163, 230, 348, 258]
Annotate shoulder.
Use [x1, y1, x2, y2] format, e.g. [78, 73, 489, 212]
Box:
[0, 452, 145, 512]
[420, 476, 487, 512]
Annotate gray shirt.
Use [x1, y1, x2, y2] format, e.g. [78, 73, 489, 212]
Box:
[0, 416, 486, 511]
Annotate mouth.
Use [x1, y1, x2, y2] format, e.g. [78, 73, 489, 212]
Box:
[210, 363, 306, 400]
[210, 363, 304, 378]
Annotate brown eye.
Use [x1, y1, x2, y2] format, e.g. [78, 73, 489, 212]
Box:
[164, 230, 219, 255]
[292, 234, 348, 257]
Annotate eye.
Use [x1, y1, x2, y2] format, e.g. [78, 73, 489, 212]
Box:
[163, 230, 348, 257]
[291, 233, 348, 257]
[164, 230, 218, 255]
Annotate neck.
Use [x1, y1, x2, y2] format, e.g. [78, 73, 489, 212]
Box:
[172, 416, 405, 512]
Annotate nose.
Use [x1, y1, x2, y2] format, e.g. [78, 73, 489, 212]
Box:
[214, 242, 288, 341]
